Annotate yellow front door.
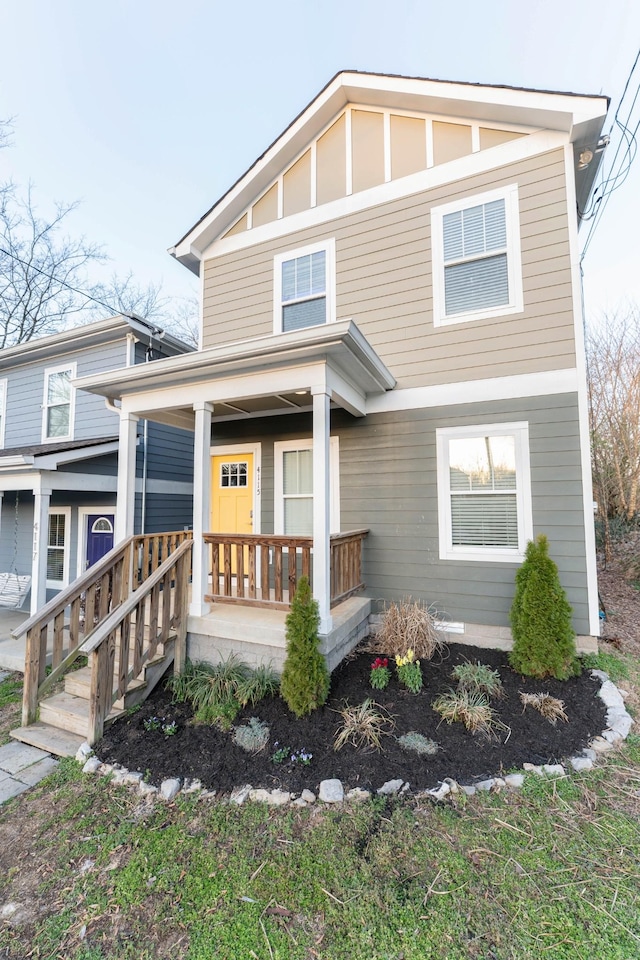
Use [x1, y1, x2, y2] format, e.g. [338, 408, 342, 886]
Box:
[211, 454, 254, 579]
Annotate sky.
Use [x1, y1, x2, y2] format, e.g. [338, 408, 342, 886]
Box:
[1, 0, 639, 326]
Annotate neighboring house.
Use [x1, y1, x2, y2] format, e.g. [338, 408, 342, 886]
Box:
[76, 71, 609, 664]
[0, 315, 194, 614]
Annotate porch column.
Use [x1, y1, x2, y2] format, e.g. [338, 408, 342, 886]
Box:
[312, 387, 332, 634]
[115, 411, 139, 543]
[190, 401, 213, 617]
[31, 486, 51, 615]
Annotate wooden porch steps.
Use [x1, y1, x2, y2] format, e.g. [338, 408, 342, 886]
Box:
[11, 637, 176, 757]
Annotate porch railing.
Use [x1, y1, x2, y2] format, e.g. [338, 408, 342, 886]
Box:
[203, 529, 368, 610]
[16, 531, 192, 729]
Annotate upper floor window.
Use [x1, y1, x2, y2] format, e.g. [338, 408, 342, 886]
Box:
[0, 379, 6, 448]
[273, 239, 336, 334]
[436, 422, 533, 563]
[431, 185, 523, 327]
[42, 363, 76, 441]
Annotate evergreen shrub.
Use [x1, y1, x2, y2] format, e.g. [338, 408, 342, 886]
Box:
[509, 534, 579, 680]
[280, 576, 330, 718]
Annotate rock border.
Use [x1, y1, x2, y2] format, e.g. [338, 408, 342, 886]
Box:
[78, 670, 634, 807]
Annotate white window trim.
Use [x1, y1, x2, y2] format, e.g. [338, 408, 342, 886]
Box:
[431, 184, 524, 327]
[0, 378, 7, 449]
[274, 437, 340, 535]
[273, 238, 336, 335]
[77, 506, 116, 577]
[42, 362, 77, 442]
[436, 421, 533, 563]
[46, 506, 72, 589]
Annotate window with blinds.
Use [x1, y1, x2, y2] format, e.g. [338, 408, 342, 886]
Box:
[436, 423, 532, 562]
[282, 448, 313, 535]
[443, 199, 508, 316]
[43, 364, 75, 440]
[47, 513, 67, 582]
[431, 186, 522, 327]
[274, 240, 335, 334]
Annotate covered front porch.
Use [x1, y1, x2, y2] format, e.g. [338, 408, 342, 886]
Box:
[75, 319, 395, 649]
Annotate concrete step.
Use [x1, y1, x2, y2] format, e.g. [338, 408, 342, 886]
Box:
[40, 692, 124, 738]
[10, 721, 85, 759]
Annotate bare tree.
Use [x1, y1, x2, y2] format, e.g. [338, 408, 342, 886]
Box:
[0, 185, 105, 347]
[88, 274, 199, 348]
[587, 307, 640, 559]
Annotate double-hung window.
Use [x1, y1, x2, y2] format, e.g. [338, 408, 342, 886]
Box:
[431, 185, 523, 326]
[274, 438, 340, 536]
[436, 423, 532, 562]
[43, 363, 76, 441]
[0, 379, 6, 448]
[273, 239, 336, 334]
[46, 508, 71, 588]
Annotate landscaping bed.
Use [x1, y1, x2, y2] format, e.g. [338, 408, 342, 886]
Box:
[95, 642, 607, 794]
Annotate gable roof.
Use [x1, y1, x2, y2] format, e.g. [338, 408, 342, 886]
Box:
[170, 69, 609, 273]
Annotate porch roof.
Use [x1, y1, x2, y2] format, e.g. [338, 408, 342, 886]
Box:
[74, 319, 396, 429]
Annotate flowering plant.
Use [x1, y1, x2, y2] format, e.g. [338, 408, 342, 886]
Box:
[370, 657, 390, 690]
[395, 648, 423, 694]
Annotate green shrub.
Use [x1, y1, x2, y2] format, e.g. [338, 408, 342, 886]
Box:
[509, 534, 579, 680]
[280, 576, 330, 718]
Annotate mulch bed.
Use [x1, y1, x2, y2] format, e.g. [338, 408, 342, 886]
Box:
[95, 642, 607, 795]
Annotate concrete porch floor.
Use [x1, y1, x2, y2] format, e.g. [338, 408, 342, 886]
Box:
[0, 609, 31, 672]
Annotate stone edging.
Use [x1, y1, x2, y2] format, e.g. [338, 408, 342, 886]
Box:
[76, 670, 634, 807]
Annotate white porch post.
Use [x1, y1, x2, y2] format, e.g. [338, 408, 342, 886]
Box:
[31, 486, 51, 615]
[312, 387, 332, 634]
[115, 411, 139, 542]
[190, 401, 213, 617]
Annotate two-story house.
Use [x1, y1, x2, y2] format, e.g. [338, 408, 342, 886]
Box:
[0, 314, 194, 616]
[75, 71, 609, 669]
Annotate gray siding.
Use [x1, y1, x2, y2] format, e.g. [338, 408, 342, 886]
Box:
[144, 494, 193, 533]
[145, 422, 194, 482]
[3, 340, 126, 449]
[207, 392, 590, 635]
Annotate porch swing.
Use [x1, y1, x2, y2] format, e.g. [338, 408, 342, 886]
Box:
[0, 492, 32, 609]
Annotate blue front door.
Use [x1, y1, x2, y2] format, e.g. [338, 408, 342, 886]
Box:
[86, 514, 115, 568]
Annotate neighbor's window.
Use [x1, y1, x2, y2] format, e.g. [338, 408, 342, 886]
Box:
[273, 240, 336, 334]
[43, 364, 75, 440]
[46, 509, 71, 587]
[431, 185, 523, 326]
[436, 423, 532, 562]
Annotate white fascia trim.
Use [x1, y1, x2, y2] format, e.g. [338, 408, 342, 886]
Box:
[210, 442, 262, 535]
[564, 143, 600, 636]
[274, 436, 340, 535]
[46, 505, 72, 589]
[273, 238, 336, 335]
[77, 505, 116, 578]
[202, 129, 568, 261]
[46, 472, 118, 493]
[431, 183, 524, 327]
[33, 440, 120, 470]
[41, 361, 77, 443]
[436, 421, 533, 564]
[366, 368, 579, 415]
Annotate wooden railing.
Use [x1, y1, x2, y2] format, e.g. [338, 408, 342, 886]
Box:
[19, 539, 134, 726]
[133, 530, 193, 589]
[81, 540, 192, 744]
[203, 529, 368, 610]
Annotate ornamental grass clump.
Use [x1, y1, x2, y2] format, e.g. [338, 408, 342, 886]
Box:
[432, 689, 508, 739]
[397, 731, 439, 756]
[519, 691, 568, 725]
[232, 717, 270, 753]
[374, 598, 445, 661]
[509, 534, 580, 680]
[451, 661, 504, 699]
[395, 649, 423, 694]
[280, 576, 330, 718]
[167, 656, 278, 729]
[333, 698, 395, 752]
[370, 657, 390, 690]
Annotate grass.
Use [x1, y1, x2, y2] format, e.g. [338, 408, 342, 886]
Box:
[333, 698, 396, 752]
[519, 691, 569, 724]
[451, 660, 505, 698]
[165, 656, 279, 728]
[1, 737, 639, 959]
[373, 597, 445, 661]
[432, 687, 508, 737]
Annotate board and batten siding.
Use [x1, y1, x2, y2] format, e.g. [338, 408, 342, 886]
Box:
[202, 148, 575, 390]
[206, 392, 590, 635]
[2, 340, 126, 449]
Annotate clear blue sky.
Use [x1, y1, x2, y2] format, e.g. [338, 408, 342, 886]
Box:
[1, 0, 638, 321]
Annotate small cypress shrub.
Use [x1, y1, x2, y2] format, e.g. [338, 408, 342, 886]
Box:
[509, 534, 579, 680]
[279, 576, 330, 718]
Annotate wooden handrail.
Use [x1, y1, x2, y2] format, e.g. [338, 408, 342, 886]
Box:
[12, 537, 134, 642]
